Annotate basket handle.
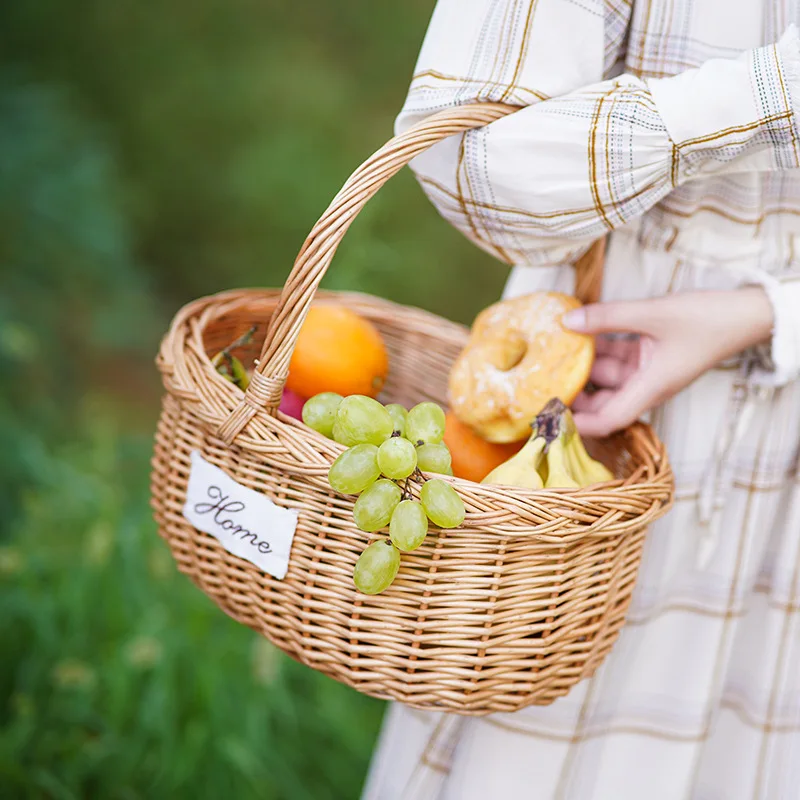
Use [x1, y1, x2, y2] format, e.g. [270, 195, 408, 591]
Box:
[217, 101, 605, 443]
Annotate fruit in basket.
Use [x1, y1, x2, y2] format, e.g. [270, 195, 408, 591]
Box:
[562, 410, 615, 485]
[353, 539, 401, 595]
[220, 355, 250, 391]
[353, 479, 402, 532]
[448, 292, 594, 443]
[212, 325, 257, 391]
[279, 388, 307, 420]
[320, 396, 465, 594]
[328, 444, 381, 494]
[415, 443, 452, 475]
[441, 411, 523, 482]
[405, 402, 446, 446]
[377, 437, 417, 480]
[542, 437, 580, 489]
[301, 392, 342, 437]
[483, 398, 613, 489]
[385, 404, 408, 437]
[482, 433, 546, 489]
[420, 479, 465, 529]
[555, 406, 613, 486]
[286, 305, 389, 399]
[389, 500, 428, 552]
[333, 395, 394, 447]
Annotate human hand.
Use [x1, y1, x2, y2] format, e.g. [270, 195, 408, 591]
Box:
[561, 288, 774, 438]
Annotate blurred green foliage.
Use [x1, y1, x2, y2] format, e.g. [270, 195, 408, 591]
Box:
[0, 0, 506, 797]
[2, 398, 382, 799]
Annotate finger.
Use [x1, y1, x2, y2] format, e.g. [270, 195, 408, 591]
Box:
[572, 388, 615, 413]
[563, 300, 663, 337]
[571, 392, 593, 412]
[590, 356, 630, 388]
[572, 368, 659, 438]
[637, 334, 657, 370]
[594, 336, 641, 361]
[593, 335, 618, 357]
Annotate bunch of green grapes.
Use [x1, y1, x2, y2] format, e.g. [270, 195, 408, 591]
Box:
[302, 394, 466, 595]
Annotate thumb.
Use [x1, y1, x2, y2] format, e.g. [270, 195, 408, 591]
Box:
[562, 299, 660, 336]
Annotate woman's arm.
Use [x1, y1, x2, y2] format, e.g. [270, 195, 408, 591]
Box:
[397, 9, 800, 267]
[398, 0, 800, 406]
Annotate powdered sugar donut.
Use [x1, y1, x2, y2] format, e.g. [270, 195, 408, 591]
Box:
[448, 293, 594, 443]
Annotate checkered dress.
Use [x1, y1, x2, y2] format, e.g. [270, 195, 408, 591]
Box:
[361, 2, 800, 798]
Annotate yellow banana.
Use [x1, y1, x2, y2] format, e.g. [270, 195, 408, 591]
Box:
[564, 432, 614, 485]
[482, 397, 612, 490]
[561, 408, 614, 486]
[482, 434, 546, 489]
[543, 436, 580, 488]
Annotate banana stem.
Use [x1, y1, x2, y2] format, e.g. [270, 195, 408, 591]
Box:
[532, 398, 568, 452]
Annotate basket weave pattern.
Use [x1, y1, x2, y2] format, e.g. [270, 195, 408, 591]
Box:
[151, 105, 674, 715]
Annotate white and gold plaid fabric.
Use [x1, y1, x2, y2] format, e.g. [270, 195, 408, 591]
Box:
[362, 2, 800, 798]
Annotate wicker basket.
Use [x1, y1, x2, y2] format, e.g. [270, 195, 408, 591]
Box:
[151, 102, 674, 715]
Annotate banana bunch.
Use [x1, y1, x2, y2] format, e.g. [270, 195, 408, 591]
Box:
[212, 326, 256, 391]
[482, 398, 614, 489]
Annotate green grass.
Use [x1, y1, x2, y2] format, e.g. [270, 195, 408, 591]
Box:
[1, 397, 385, 799]
[0, 0, 509, 795]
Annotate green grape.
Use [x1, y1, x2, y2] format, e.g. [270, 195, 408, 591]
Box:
[302, 393, 343, 439]
[377, 437, 417, 480]
[405, 402, 446, 445]
[353, 479, 402, 532]
[331, 418, 350, 446]
[328, 444, 380, 494]
[420, 479, 465, 529]
[353, 539, 400, 595]
[416, 443, 452, 475]
[389, 500, 428, 552]
[385, 404, 408, 436]
[333, 395, 394, 446]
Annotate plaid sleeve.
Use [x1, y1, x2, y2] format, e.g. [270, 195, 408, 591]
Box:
[649, 25, 800, 387]
[646, 26, 800, 179]
[397, 15, 800, 269]
[393, 0, 613, 267]
[761, 277, 800, 385]
[659, 27, 800, 388]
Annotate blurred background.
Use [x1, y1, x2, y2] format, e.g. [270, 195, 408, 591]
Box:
[0, 1, 507, 797]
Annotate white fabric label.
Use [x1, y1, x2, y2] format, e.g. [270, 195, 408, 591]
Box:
[183, 450, 299, 579]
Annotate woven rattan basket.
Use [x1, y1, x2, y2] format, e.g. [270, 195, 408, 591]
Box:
[151, 102, 674, 715]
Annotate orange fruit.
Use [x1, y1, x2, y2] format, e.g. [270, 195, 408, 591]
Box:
[286, 305, 389, 399]
[443, 411, 524, 483]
